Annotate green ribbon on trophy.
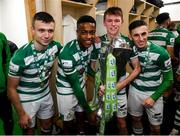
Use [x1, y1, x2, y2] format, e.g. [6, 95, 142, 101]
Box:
[88, 51, 117, 135]
[99, 52, 117, 135]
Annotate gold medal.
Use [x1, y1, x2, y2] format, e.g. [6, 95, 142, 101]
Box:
[40, 82, 44, 88]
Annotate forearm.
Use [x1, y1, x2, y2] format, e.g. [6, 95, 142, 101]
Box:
[151, 69, 173, 101]
[67, 73, 92, 113]
[117, 59, 141, 91]
[167, 46, 177, 60]
[8, 90, 25, 117]
[7, 77, 25, 117]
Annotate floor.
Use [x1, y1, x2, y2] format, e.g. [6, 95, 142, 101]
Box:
[0, 93, 179, 135]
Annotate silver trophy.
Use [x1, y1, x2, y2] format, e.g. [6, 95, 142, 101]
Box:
[112, 37, 132, 50]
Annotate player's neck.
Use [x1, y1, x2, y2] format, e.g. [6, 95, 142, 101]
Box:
[107, 33, 120, 41]
[33, 41, 48, 51]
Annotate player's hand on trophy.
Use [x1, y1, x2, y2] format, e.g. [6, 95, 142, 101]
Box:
[99, 85, 105, 97]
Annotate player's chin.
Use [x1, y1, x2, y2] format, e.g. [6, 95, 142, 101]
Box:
[83, 42, 93, 48]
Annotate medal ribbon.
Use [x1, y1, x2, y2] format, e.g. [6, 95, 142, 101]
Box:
[31, 43, 49, 87]
[76, 41, 87, 73]
[141, 42, 150, 73]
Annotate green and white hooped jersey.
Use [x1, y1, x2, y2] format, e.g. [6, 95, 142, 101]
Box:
[8, 41, 62, 102]
[56, 39, 94, 95]
[148, 28, 175, 49]
[131, 41, 172, 92]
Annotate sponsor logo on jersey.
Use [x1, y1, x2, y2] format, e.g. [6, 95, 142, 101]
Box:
[164, 58, 171, 67]
[61, 60, 73, 68]
[9, 62, 20, 73]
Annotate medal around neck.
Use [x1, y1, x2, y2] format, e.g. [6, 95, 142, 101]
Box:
[32, 44, 49, 88]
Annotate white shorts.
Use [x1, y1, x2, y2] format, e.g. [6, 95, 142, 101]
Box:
[22, 93, 54, 128]
[128, 85, 163, 125]
[116, 93, 127, 118]
[116, 74, 127, 118]
[57, 89, 86, 121]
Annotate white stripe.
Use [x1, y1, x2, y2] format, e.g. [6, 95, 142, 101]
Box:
[175, 115, 180, 120]
[150, 40, 166, 47]
[24, 46, 57, 66]
[64, 69, 76, 75]
[24, 55, 34, 65]
[17, 83, 49, 92]
[23, 61, 53, 75]
[57, 67, 66, 77]
[174, 121, 180, 126]
[21, 76, 41, 82]
[130, 55, 138, 60]
[176, 109, 180, 115]
[134, 78, 162, 87]
[57, 78, 71, 87]
[24, 68, 37, 74]
[49, 45, 58, 55]
[19, 89, 49, 101]
[149, 52, 160, 60]
[8, 74, 20, 78]
[167, 44, 174, 47]
[139, 70, 161, 78]
[149, 32, 167, 37]
[56, 87, 73, 94]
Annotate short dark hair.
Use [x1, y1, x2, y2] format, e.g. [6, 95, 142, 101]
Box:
[156, 12, 170, 25]
[32, 12, 55, 27]
[77, 15, 96, 28]
[129, 20, 147, 33]
[103, 7, 123, 22]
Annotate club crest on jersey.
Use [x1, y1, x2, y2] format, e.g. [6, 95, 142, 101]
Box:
[61, 60, 73, 68]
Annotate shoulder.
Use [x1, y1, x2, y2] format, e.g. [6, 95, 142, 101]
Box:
[0, 32, 6, 38]
[60, 40, 77, 58]
[0, 32, 7, 46]
[150, 42, 169, 57]
[50, 40, 63, 49]
[11, 43, 32, 62]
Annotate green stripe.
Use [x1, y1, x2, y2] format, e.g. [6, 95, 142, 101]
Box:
[137, 75, 161, 82]
[19, 80, 48, 88]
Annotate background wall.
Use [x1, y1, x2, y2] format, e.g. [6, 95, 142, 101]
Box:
[0, 0, 180, 48]
[0, 0, 28, 47]
[160, 0, 180, 21]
